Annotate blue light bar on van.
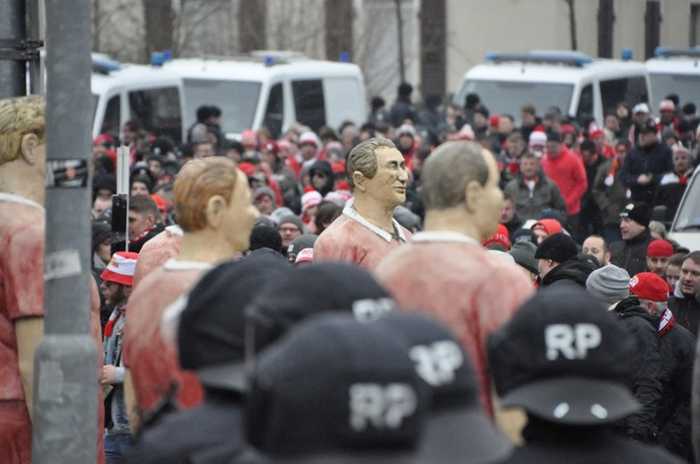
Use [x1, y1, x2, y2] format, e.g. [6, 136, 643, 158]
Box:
[654, 47, 700, 58]
[264, 55, 275, 66]
[151, 50, 173, 66]
[92, 54, 121, 74]
[621, 48, 633, 61]
[485, 51, 594, 67]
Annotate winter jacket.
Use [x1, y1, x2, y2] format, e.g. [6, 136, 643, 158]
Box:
[540, 258, 595, 289]
[612, 297, 664, 442]
[621, 141, 673, 204]
[541, 146, 588, 215]
[670, 292, 700, 337]
[656, 322, 695, 462]
[504, 175, 567, 221]
[592, 159, 629, 226]
[654, 170, 693, 223]
[389, 98, 417, 128]
[125, 393, 244, 464]
[610, 228, 652, 277]
[500, 418, 683, 463]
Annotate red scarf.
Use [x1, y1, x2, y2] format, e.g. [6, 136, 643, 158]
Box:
[658, 308, 675, 337]
[104, 305, 125, 338]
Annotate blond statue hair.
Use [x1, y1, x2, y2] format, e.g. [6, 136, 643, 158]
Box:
[0, 95, 46, 166]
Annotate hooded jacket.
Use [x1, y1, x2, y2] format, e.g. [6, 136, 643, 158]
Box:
[610, 228, 652, 277]
[612, 297, 664, 442]
[308, 160, 335, 198]
[540, 258, 596, 289]
[540, 146, 588, 215]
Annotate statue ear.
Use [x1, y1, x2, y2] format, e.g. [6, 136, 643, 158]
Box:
[352, 170, 367, 192]
[464, 180, 482, 213]
[204, 195, 226, 228]
[20, 133, 41, 165]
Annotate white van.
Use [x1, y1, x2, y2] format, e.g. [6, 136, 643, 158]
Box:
[453, 51, 651, 126]
[91, 54, 186, 144]
[668, 164, 700, 251]
[162, 53, 368, 140]
[646, 47, 700, 112]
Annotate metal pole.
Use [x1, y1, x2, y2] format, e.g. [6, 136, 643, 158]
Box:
[394, 0, 406, 84]
[0, 0, 27, 98]
[33, 0, 98, 463]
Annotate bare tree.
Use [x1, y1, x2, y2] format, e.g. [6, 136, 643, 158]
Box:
[239, 0, 266, 52]
[325, 0, 353, 61]
[564, 0, 578, 50]
[143, 0, 175, 61]
[394, 0, 406, 83]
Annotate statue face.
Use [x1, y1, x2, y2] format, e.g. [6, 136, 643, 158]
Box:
[363, 147, 408, 209]
[221, 169, 259, 252]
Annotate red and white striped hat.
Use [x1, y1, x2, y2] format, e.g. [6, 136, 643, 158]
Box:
[100, 251, 139, 287]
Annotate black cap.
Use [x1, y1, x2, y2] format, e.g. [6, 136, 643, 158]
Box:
[373, 313, 512, 464]
[286, 234, 318, 262]
[487, 286, 639, 425]
[534, 233, 578, 263]
[250, 223, 283, 254]
[246, 262, 395, 356]
[177, 252, 290, 392]
[246, 313, 430, 463]
[619, 202, 651, 228]
[639, 118, 658, 134]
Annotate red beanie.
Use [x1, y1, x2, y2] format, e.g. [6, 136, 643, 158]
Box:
[532, 218, 562, 236]
[629, 272, 669, 302]
[647, 239, 673, 258]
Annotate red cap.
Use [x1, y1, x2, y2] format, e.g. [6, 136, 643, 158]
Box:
[331, 160, 346, 174]
[629, 272, 669, 302]
[483, 224, 511, 251]
[647, 239, 673, 258]
[94, 133, 115, 146]
[532, 218, 562, 236]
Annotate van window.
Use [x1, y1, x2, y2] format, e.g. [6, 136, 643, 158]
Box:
[263, 83, 284, 138]
[323, 77, 365, 129]
[182, 79, 261, 137]
[128, 87, 182, 143]
[649, 73, 700, 111]
[292, 79, 326, 132]
[100, 94, 121, 139]
[600, 77, 648, 116]
[576, 84, 593, 123]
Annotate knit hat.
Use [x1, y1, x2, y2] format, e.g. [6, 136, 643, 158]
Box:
[632, 103, 650, 114]
[586, 264, 630, 306]
[100, 251, 138, 287]
[277, 215, 305, 233]
[269, 207, 295, 225]
[254, 186, 276, 202]
[620, 202, 651, 228]
[397, 124, 416, 138]
[299, 131, 320, 147]
[509, 241, 538, 275]
[535, 233, 578, 263]
[647, 239, 674, 258]
[287, 234, 318, 262]
[659, 99, 675, 112]
[301, 191, 323, 212]
[629, 272, 669, 302]
[483, 224, 511, 251]
[532, 218, 562, 236]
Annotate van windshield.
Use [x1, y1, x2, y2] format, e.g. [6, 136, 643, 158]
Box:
[182, 79, 261, 135]
[454, 80, 573, 121]
[673, 171, 700, 231]
[649, 73, 700, 111]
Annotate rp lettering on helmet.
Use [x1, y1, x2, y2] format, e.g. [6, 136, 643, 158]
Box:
[545, 323, 601, 361]
[352, 298, 395, 322]
[349, 383, 417, 431]
[409, 341, 463, 387]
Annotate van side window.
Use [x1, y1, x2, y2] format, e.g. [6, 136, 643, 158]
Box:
[100, 94, 121, 139]
[292, 79, 326, 132]
[128, 87, 183, 144]
[576, 84, 593, 124]
[600, 77, 648, 116]
[263, 83, 284, 138]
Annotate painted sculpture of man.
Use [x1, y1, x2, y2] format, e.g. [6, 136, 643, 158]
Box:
[123, 157, 257, 431]
[314, 137, 411, 270]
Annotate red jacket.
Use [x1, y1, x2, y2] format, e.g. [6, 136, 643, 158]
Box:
[541, 146, 588, 215]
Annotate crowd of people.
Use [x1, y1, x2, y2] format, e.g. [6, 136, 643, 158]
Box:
[2, 78, 700, 464]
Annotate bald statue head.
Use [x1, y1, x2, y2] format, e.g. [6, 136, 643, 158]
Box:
[421, 141, 503, 240]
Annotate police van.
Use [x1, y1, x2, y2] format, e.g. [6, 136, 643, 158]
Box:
[646, 47, 700, 112]
[453, 50, 651, 126]
[91, 54, 186, 143]
[162, 52, 368, 140]
[668, 164, 700, 252]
